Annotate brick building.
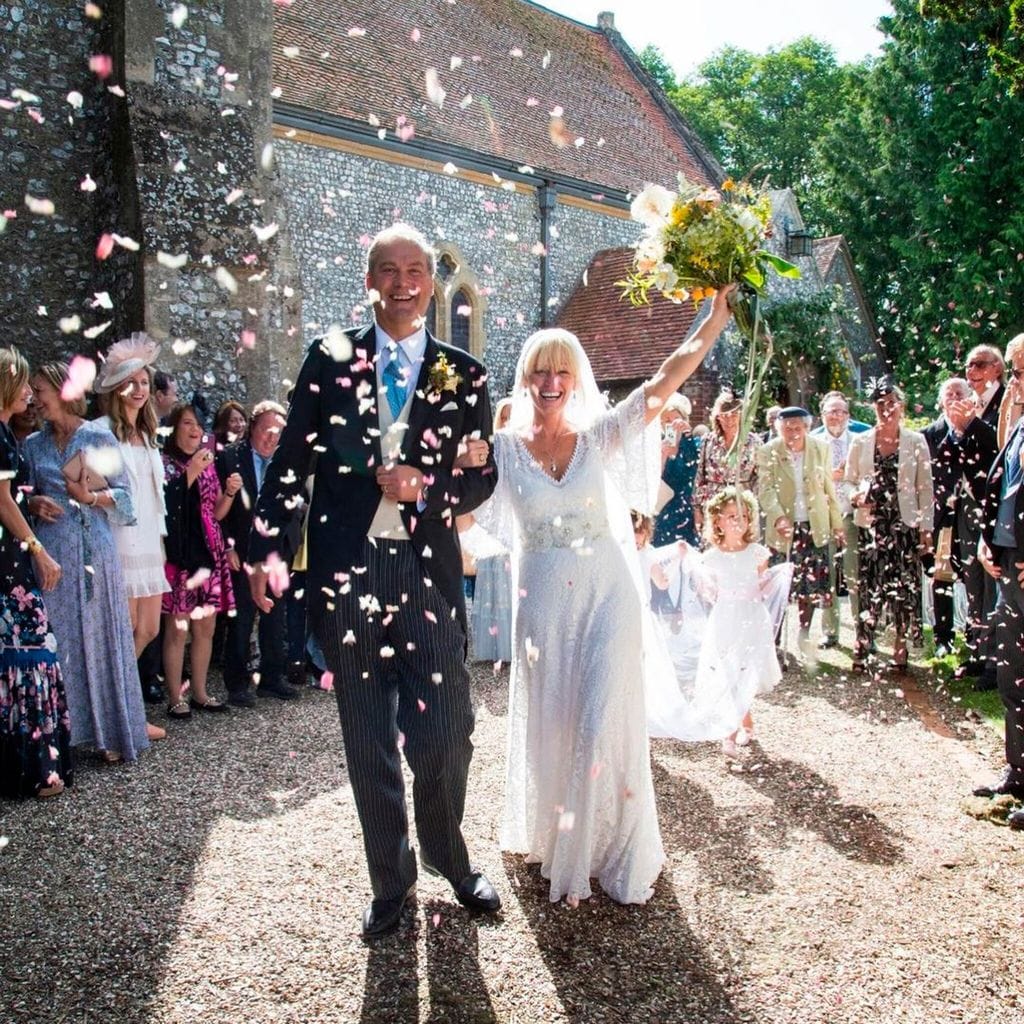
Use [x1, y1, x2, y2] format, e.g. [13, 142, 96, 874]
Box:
[0, 0, 879, 417]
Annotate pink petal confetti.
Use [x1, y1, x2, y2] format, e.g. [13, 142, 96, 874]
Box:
[348, 26, 366, 37]
[396, 121, 415, 143]
[61, 356, 97, 400]
[410, 27, 421, 42]
[264, 551, 291, 597]
[96, 233, 114, 259]
[319, 670, 334, 691]
[84, 2, 102, 17]
[417, 699, 426, 712]
[89, 54, 113, 79]
[241, 329, 256, 349]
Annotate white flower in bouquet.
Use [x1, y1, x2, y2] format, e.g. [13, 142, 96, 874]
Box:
[652, 262, 681, 296]
[635, 233, 666, 274]
[630, 183, 674, 227]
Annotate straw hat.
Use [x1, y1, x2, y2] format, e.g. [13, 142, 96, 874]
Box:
[95, 332, 161, 394]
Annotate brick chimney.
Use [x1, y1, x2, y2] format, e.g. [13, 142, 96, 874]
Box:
[597, 11, 615, 31]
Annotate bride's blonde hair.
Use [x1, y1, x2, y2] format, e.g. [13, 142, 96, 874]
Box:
[520, 329, 582, 382]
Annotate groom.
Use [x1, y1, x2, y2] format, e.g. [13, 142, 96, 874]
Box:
[249, 223, 500, 937]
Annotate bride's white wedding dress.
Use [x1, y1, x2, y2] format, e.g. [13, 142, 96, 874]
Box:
[486, 388, 666, 905]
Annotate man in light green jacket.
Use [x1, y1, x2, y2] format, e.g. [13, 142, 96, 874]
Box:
[757, 407, 845, 650]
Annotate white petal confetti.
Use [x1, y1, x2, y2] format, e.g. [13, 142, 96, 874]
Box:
[170, 4, 188, 29]
[425, 67, 446, 109]
[24, 195, 55, 216]
[215, 267, 238, 294]
[157, 251, 188, 270]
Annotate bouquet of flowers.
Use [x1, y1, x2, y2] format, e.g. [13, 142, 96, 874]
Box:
[620, 174, 800, 460]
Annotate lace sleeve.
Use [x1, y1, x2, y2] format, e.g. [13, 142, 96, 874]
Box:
[468, 432, 514, 553]
[589, 386, 663, 516]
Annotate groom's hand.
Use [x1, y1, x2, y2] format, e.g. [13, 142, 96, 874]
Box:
[249, 562, 274, 613]
[376, 463, 423, 503]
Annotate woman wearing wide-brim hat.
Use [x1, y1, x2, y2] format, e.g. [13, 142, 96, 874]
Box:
[94, 334, 174, 736]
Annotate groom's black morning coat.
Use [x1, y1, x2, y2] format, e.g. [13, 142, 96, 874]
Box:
[249, 322, 496, 626]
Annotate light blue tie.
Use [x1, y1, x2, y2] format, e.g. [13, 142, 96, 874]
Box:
[383, 347, 408, 420]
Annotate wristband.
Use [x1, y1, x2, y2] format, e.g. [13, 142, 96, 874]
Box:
[88, 491, 99, 507]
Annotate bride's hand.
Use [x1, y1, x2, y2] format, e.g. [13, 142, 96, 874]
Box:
[711, 283, 739, 322]
[455, 438, 490, 469]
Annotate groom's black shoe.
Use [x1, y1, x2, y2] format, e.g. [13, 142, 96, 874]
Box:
[455, 871, 502, 914]
[361, 885, 416, 940]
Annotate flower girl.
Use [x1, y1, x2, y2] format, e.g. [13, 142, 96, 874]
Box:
[685, 487, 789, 757]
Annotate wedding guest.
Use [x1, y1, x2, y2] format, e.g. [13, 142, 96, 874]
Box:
[217, 400, 299, 704]
[810, 391, 865, 648]
[213, 399, 248, 449]
[93, 334, 172, 738]
[153, 370, 178, 423]
[762, 404, 782, 441]
[9, 394, 39, 444]
[995, 334, 1024, 448]
[654, 393, 701, 548]
[757, 407, 844, 650]
[921, 378, 999, 672]
[0, 347, 72, 799]
[23, 362, 150, 763]
[845, 378, 934, 673]
[458, 398, 514, 663]
[964, 344, 1005, 428]
[974, 335, 1024, 816]
[693, 389, 761, 535]
[161, 403, 235, 718]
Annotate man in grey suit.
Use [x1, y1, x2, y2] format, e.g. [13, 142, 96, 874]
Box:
[249, 224, 501, 935]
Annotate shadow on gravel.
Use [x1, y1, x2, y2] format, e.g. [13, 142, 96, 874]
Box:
[651, 759, 775, 894]
[468, 660, 510, 718]
[0, 691, 343, 1024]
[735, 748, 905, 866]
[359, 921, 420, 1023]
[504, 853, 752, 1024]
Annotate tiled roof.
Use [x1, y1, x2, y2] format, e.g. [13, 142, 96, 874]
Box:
[813, 234, 845, 279]
[273, 1, 717, 192]
[556, 247, 701, 382]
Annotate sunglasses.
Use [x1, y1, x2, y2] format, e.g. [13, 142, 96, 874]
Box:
[965, 359, 995, 370]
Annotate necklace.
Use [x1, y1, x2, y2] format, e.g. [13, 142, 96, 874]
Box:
[533, 428, 574, 475]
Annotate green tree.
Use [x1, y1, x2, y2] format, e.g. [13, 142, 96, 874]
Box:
[669, 38, 858, 230]
[921, 1, 1024, 93]
[636, 44, 677, 93]
[817, 0, 1024, 397]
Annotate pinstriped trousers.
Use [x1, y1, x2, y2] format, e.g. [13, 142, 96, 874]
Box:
[318, 539, 475, 900]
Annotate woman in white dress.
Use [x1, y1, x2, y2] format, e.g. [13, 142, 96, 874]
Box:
[474, 286, 735, 906]
[94, 335, 172, 740]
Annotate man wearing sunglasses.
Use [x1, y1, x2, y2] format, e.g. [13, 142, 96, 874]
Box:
[964, 345, 1006, 428]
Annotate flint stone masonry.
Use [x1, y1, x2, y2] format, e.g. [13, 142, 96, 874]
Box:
[275, 135, 644, 397]
[0, 0, 139, 366]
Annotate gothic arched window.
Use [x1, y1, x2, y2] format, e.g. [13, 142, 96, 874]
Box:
[450, 288, 472, 352]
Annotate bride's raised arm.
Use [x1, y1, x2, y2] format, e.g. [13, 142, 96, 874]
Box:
[642, 284, 736, 424]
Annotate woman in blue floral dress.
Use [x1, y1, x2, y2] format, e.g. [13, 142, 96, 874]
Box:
[23, 363, 149, 764]
[0, 348, 73, 798]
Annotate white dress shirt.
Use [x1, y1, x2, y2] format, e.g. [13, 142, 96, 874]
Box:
[368, 324, 427, 541]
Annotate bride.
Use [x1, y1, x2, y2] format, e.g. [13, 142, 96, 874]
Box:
[473, 286, 735, 906]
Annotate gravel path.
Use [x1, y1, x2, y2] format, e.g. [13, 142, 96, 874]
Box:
[2, 627, 1023, 1023]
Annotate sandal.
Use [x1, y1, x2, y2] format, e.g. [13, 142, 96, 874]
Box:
[189, 696, 228, 713]
[167, 700, 192, 719]
[37, 779, 65, 799]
